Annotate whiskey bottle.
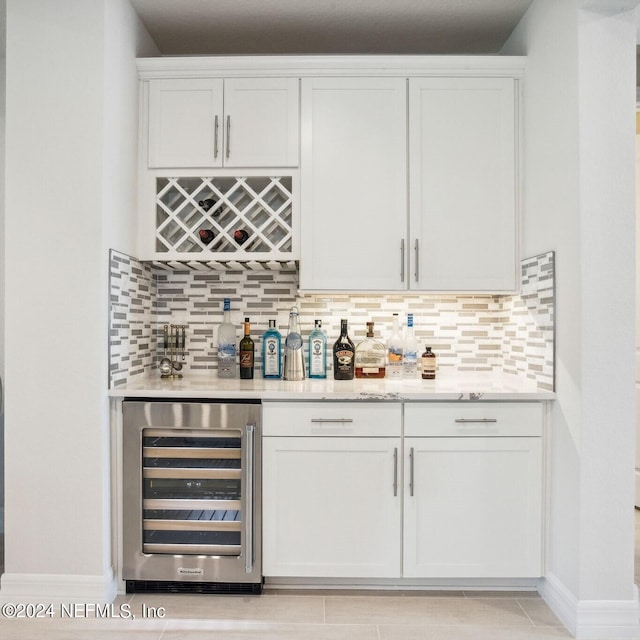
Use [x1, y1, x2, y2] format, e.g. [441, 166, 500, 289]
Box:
[333, 319, 355, 380]
[421, 346, 437, 380]
[355, 321, 386, 378]
[239, 317, 255, 379]
[308, 319, 327, 379]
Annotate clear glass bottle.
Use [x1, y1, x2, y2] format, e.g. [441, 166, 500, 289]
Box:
[355, 321, 386, 378]
[217, 298, 237, 378]
[262, 319, 282, 379]
[403, 313, 418, 378]
[333, 319, 355, 380]
[308, 319, 327, 379]
[421, 345, 436, 380]
[387, 313, 403, 378]
[239, 317, 255, 379]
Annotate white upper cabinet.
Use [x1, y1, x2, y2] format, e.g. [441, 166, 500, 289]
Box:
[409, 77, 518, 291]
[299, 77, 408, 290]
[148, 77, 300, 168]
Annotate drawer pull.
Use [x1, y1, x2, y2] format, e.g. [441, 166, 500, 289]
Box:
[310, 418, 354, 424]
[454, 418, 498, 424]
[409, 447, 414, 497]
[393, 447, 398, 497]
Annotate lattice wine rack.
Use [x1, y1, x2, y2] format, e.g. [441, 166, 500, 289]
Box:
[155, 176, 295, 260]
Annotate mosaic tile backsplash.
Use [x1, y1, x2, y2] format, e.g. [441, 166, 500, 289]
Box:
[109, 250, 555, 391]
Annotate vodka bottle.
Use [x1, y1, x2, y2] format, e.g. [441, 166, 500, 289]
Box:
[308, 319, 327, 379]
[262, 319, 282, 379]
[217, 298, 237, 378]
[403, 313, 418, 378]
[387, 313, 403, 378]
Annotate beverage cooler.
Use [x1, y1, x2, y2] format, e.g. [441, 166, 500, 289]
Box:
[122, 400, 262, 594]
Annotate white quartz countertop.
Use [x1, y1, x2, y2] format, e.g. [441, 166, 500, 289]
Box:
[109, 371, 554, 401]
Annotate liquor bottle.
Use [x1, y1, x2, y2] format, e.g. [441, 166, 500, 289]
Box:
[387, 313, 403, 378]
[355, 321, 386, 378]
[308, 319, 327, 379]
[234, 229, 250, 245]
[217, 298, 237, 378]
[198, 198, 216, 212]
[239, 317, 255, 379]
[403, 313, 418, 378]
[262, 319, 282, 379]
[333, 319, 355, 380]
[421, 346, 437, 380]
[198, 229, 215, 244]
[283, 306, 305, 381]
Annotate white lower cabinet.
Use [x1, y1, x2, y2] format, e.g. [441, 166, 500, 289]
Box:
[262, 401, 544, 580]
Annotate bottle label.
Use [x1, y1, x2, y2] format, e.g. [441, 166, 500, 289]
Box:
[335, 349, 354, 369]
[218, 342, 236, 363]
[264, 337, 280, 376]
[310, 337, 326, 375]
[240, 351, 254, 368]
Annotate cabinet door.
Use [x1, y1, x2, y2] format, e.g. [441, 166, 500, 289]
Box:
[300, 78, 407, 291]
[223, 78, 299, 168]
[409, 77, 518, 291]
[262, 437, 402, 578]
[403, 437, 542, 578]
[148, 78, 223, 168]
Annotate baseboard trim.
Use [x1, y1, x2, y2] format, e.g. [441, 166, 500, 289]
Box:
[0, 570, 118, 604]
[539, 573, 640, 639]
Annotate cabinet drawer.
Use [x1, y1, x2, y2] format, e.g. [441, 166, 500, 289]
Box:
[404, 402, 543, 437]
[263, 402, 402, 437]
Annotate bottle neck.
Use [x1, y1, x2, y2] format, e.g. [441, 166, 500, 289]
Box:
[244, 321, 251, 336]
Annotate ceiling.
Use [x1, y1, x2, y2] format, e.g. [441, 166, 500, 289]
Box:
[129, 0, 534, 56]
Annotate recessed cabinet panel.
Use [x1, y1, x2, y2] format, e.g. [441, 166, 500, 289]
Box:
[149, 79, 223, 168]
[409, 77, 518, 291]
[403, 437, 542, 578]
[262, 437, 402, 578]
[300, 77, 407, 290]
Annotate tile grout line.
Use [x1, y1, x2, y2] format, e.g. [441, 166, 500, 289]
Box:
[515, 597, 537, 627]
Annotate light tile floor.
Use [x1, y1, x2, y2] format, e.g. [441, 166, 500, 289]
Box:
[2, 511, 640, 639]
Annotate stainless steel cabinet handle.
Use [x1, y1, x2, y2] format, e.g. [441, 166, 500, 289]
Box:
[310, 418, 354, 424]
[454, 418, 498, 424]
[244, 423, 255, 573]
[214, 115, 219, 159]
[226, 115, 231, 159]
[414, 238, 419, 282]
[409, 447, 414, 497]
[393, 447, 398, 497]
[400, 239, 405, 282]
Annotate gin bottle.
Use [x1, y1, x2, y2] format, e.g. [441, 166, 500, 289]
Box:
[403, 313, 418, 378]
[217, 298, 237, 378]
[308, 319, 327, 379]
[262, 319, 282, 379]
[387, 313, 403, 378]
[355, 322, 386, 378]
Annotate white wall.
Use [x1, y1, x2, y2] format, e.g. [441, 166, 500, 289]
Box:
[1, 0, 157, 600]
[503, 0, 638, 634]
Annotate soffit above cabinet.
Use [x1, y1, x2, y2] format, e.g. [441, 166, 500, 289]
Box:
[136, 55, 526, 80]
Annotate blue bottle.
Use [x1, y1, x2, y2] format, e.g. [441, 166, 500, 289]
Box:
[308, 319, 327, 379]
[262, 319, 282, 379]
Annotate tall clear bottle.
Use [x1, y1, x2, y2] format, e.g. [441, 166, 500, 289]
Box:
[262, 319, 282, 379]
[403, 313, 418, 378]
[387, 313, 403, 378]
[217, 298, 237, 378]
[308, 319, 327, 379]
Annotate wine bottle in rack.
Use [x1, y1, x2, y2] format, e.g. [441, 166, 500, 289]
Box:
[234, 229, 250, 245]
[198, 198, 216, 212]
[198, 229, 216, 245]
